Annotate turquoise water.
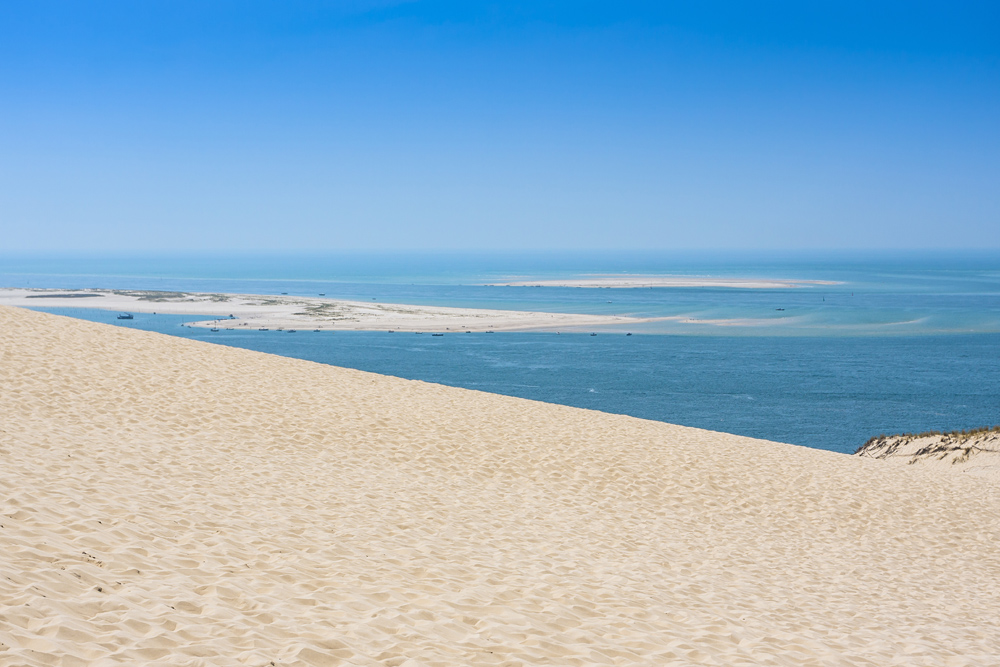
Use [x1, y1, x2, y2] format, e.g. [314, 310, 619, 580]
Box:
[5, 251, 999, 453]
[4, 251, 1000, 335]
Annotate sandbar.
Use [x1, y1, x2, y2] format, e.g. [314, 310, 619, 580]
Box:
[0, 288, 652, 332]
[488, 275, 841, 289]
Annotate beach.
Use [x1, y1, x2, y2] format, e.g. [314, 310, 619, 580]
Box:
[3, 303, 1000, 665]
[0, 288, 649, 332]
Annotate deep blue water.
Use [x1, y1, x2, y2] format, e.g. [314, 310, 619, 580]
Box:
[6, 251, 999, 454]
[31, 307, 1000, 454]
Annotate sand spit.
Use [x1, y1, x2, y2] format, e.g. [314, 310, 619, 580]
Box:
[2, 305, 1000, 666]
[856, 428, 1000, 482]
[0, 288, 646, 332]
[488, 276, 840, 289]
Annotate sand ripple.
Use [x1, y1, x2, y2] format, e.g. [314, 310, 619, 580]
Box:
[2, 305, 999, 665]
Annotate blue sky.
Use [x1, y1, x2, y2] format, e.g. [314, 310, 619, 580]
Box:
[1, 1, 998, 251]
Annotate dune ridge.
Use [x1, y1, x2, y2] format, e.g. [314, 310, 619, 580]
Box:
[2, 304, 1000, 666]
[856, 428, 1000, 481]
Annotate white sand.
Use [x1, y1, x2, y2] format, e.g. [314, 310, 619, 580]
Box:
[488, 276, 840, 289]
[857, 430, 1000, 481]
[2, 304, 1000, 666]
[0, 288, 649, 332]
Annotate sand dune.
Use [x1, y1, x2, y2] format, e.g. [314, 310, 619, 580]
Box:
[2, 304, 999, 666]
[857, 429, 1000, 481]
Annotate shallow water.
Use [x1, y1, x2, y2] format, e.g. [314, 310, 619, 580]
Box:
[4, 250, 1000, 336]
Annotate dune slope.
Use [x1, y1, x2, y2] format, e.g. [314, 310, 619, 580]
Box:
[2, 305, 999, 666]
[857, 429, 1000, 482]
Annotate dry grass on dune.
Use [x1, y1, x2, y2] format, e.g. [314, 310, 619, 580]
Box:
[856, 428, 1000, 481]
[2, 305, 1000, 666]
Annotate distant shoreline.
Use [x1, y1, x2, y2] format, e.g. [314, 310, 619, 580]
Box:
[0, 288, 654, 333]
[487, 275, 842, 289]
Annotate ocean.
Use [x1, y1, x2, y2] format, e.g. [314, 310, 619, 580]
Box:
[4, 251, 998, 453]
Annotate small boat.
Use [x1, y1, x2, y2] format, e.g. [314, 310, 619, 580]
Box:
[116, 313, 133, 320]
[319, 293, 325, 296]
[626, 333, 632, 336]
[775, 308, 785, 311]
[388, 330, 395, 333]
[210, 327, 219, 332]
[590, 333, 597, 336]
[313, 329, 320, 332]
[486, 330, 494, 334]
[431, 333, 444, 337]
[466, 331, 471, 333]
[287, 329, 296, 333]
[259, 327, 268, 331]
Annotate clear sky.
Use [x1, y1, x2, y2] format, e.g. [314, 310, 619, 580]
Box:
[1, 1, 998, 252]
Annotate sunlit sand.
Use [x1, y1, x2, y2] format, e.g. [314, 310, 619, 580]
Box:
[0, 288, 649, 332]
[2, 305, 999, 665]
[857, 428, 1000, 481]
